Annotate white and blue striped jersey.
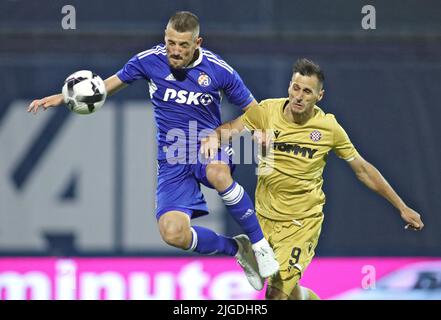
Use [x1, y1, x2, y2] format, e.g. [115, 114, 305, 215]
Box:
[117, 44, 254, 161]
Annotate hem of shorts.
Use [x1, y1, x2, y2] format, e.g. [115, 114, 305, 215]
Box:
[256, 207, 324, 222]
[156, 207, 209, 220]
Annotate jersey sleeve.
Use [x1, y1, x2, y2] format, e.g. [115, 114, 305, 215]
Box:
[332, 117, 359, 161]
[241, 100, 269, 131]
[116, 54, 148, 84]
[220, 68, 254, 109]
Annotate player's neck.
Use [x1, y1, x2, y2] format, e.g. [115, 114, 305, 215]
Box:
[186, 49, 200, 68]
[284, 106, 314, 125]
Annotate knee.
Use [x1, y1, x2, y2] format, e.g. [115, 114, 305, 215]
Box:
[158, 218, 190, 249]
[206, 164, 232, 191]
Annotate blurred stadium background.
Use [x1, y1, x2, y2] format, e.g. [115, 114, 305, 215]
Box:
[0, 0, 440, 299]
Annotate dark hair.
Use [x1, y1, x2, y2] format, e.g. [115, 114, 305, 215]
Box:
[293, 58, 325, 87]
[168, 11, 200, 34]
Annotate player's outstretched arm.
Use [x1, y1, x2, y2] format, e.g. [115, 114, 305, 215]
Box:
[104, 74, 128, 96]
[348, 155, 424, 231]
[200, 116, 245, 159]
[27, 93, 64, 113]
[27, 74, 127, 114]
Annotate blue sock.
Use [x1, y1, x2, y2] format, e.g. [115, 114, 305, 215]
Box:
[188, 226, 238, 256]
[219, 181, 264, 244]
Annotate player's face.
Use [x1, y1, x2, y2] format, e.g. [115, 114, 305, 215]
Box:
[165, 27, 202, 69]
[287, 73, 324, 114]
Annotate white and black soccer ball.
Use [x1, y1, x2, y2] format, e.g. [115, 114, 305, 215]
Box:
[62, 70, 107, 114]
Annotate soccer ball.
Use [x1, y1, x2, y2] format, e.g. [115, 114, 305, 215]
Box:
[62, 70, 107, 114]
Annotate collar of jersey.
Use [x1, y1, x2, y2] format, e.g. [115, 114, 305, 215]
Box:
[184, 48, 203, 69]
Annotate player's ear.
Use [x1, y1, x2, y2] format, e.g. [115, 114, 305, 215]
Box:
[317, 89, 325, 102]
[196, 36, 203, 48]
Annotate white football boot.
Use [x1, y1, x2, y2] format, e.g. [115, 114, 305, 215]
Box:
[254, 242, 280, 278]
[234, 234, 264, 291]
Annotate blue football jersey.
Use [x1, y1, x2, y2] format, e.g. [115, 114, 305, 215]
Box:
[116, 44, 254, 162]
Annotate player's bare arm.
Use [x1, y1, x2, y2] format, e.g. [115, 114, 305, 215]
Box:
[201, 99, 272, 159]
[104, 74, 128, 96]
[348, 155, 424, 231]
[200, 116, 245, 160]
[27, 93, 64, 113]
[27, 74, 126, 114]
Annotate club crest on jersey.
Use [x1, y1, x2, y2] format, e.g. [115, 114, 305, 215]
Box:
[198, 73, 211, 87]
[310, 130, 322, 142]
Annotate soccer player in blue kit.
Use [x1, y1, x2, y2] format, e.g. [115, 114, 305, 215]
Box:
[28, 11, 279, 290]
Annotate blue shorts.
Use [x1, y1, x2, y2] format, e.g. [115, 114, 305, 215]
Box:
[155, 146, 235, 220]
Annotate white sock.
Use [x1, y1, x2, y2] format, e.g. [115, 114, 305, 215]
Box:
[251, 237, 270, 252]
